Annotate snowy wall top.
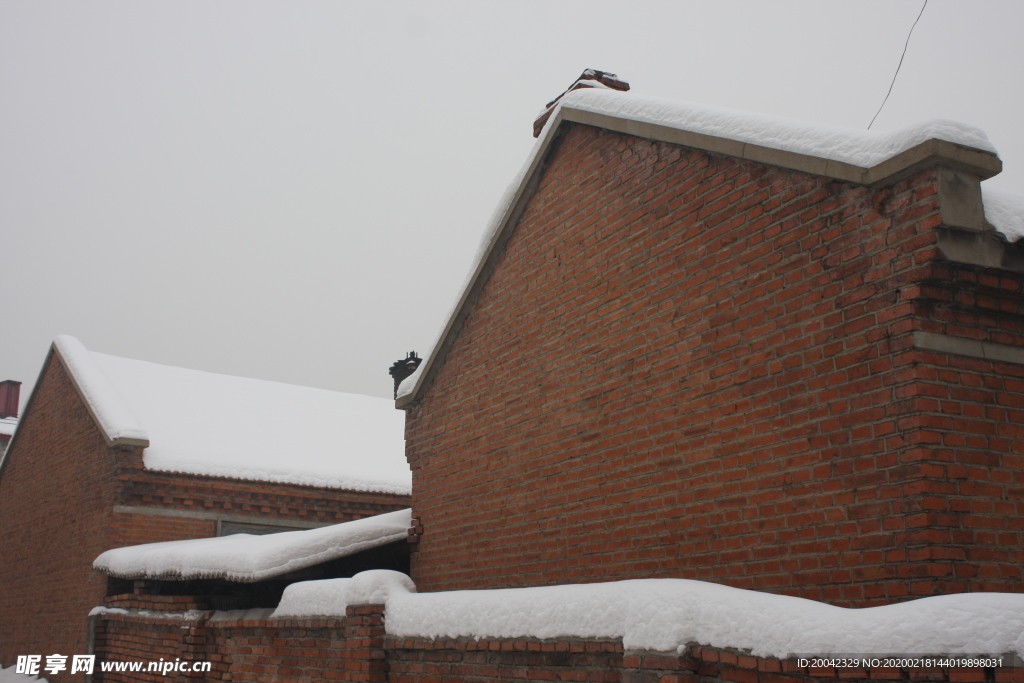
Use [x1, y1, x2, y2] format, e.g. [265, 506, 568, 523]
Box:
[560, 89, 997, 169]
[274, 570, 1023, 659]
[0, 416, 17, 438]
[52, 335, 411, 494]
[396, 88, 1012, 407]
[94, 509, 411, 582]
[982, 186, 1024, 242]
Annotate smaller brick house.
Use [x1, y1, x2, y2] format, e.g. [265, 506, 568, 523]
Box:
[0, 335, 411, 668]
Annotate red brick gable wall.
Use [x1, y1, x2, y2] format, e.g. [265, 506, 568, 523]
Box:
[0, 355, 116, 666]
[403, 122, 1024, 605]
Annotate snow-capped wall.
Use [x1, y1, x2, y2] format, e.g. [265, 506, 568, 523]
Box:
[274, 571, 1024, 659]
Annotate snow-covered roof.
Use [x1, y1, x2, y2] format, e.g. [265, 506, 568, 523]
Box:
[94, 508, 410, 582]
[0, 416, 16, 439]
[982, 185, 1024, 242]
[396, 88, 1017, 407]
[51, 335, 410, 494]
[274, 570, 1024, 659]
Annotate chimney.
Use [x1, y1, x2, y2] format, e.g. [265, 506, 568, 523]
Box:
[389, 352, 422, 399]
[533, 69, 630, 137]
[0, 380, 21, 419]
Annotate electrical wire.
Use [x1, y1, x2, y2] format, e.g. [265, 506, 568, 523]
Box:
[868, 0, 928, 130]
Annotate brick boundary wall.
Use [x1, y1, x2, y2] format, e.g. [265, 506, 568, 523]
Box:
[90, 602, 1024, 683]
[92, 596, 386, 683]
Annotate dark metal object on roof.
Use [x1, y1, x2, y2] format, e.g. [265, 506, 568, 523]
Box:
[389, 352, 422, 399]
[533, 69, 630, 137]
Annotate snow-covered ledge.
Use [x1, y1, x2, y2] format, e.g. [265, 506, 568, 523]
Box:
[94, 509, 411, 582]
[274, 570, 1024, 660]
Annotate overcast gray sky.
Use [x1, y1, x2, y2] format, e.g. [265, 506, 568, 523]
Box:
[2, 0, 1022, 409]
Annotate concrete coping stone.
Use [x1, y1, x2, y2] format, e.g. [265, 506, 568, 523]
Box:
[914, 331, 1024, 366]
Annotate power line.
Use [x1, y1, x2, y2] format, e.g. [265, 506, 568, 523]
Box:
[868, 0, 928, 130]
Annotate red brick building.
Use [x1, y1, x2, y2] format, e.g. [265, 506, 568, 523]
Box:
[396, 83, 1024, 607]
[0, 335, 410, 667]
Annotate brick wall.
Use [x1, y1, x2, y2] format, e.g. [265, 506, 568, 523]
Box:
[0, 355, 116, 668]
[0, 351, 410, 676]
[110, 510, 215, 547]
[388, 636, 1021, 683]
[402, 122, 1024, 605]
[93, 597, 385, 682]
[90, 604, 1023, 683]
[115, 458, 406, 532]
[108, 461, 408, 550]
[901, 263, 1024, 593]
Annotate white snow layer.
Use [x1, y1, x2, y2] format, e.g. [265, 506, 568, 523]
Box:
[94, 509, 411, 582]
[272, 569, 416, 618]
[274, 571, 1024, 659]
[982, 185, 1024, 242]
[396, 363, 424, 400]
[396, 88, 1009, 402]
[0, 417, 16, 438]
[561, 88, 997, 168]
[55, 335, 411, 493]
[0, 667, 47, 683]
[54, 335, 148, 443]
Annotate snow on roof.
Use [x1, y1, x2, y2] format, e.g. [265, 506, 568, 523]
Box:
[0, 416, 16, 438]
[562, 89, 998, 168]
[982, 185, 1024, 242]
[274, 571, 1024, 659]
[53, 336, 149, 444]
[53, 335, 410, 494]
[396, 88, 1010, 405]
[94, 508, 411, 582]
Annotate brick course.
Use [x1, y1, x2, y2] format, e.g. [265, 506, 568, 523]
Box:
[401, 122, 1024, 604]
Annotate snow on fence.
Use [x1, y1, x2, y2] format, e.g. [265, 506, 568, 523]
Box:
[274, 570, 1024, 659]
